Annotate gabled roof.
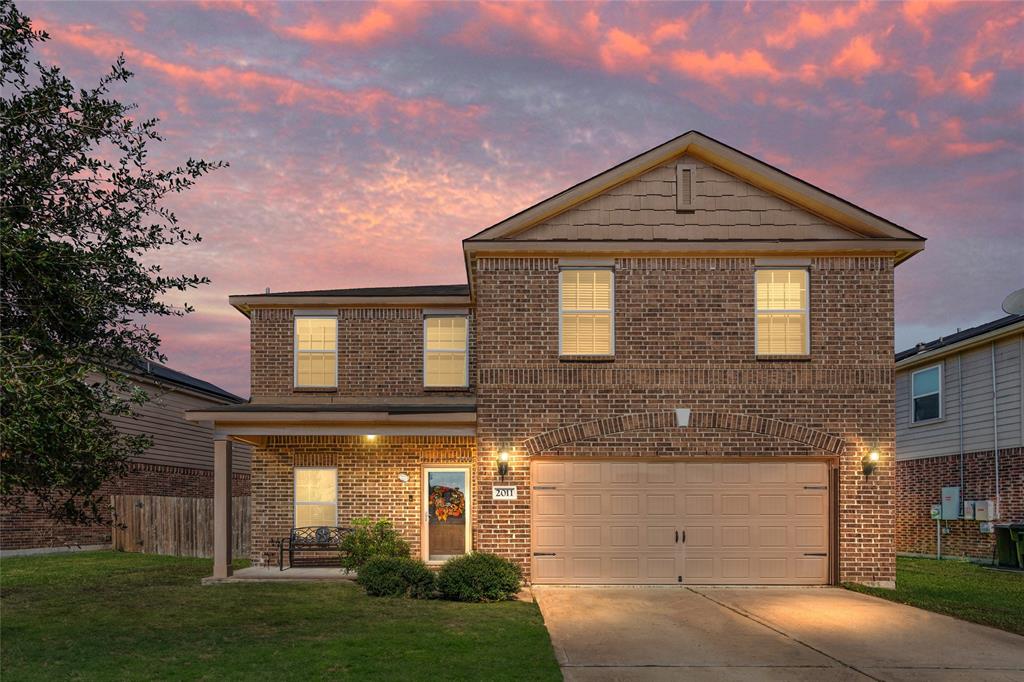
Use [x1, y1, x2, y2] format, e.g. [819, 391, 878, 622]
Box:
[229, 284, 471, 314]
[465, 131, 925, 262]
[131, 360, 244, 403]
[896, 313, 1024, 365]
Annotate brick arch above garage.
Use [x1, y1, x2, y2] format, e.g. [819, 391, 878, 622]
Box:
[520, 410, 846, 456]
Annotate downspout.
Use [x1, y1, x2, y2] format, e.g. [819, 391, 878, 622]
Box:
[958, 355, 964, 514]
[991, 342, 1000, 520]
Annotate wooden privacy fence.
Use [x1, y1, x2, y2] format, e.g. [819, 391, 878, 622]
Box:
[112, 495, 250, 558]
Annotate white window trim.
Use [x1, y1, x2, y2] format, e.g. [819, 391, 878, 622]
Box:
[293, 466, 338, 527]
[754, 268, 810, 356]
[421, 465, 472, 564]
[910, 363, 943, 424]
[293, 314, 338, 388]
[422, 315, 470, 388]
[558, 267, 615, 356]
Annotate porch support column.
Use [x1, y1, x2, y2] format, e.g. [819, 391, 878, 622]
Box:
[213, 438, 233, 579]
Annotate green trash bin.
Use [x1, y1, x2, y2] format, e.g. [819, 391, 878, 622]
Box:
[995, 524, 1024, 569]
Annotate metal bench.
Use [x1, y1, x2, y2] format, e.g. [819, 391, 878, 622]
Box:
[278, 526, 351, 570]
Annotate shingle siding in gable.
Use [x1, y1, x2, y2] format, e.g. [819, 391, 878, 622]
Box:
[512, 155, 858, 241]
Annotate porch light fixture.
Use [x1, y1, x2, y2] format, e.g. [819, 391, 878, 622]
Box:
[862, 445, 880, 476]
[365, 434, 377, 443]
[497, 450, 510, 481]
[397, 472, 410, 483]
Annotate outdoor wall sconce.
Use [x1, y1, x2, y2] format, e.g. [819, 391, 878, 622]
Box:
[862, 445, 880, 476]
[364, 434, 377, 443]
[397, 472, 410, 483]
[497, 450, 510, 481]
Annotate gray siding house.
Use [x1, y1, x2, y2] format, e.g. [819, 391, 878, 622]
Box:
[1, 361, 251, 553]
[895, 313, 1023, 560]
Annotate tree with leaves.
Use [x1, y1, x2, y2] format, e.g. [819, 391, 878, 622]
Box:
[1, 0, 225, 524]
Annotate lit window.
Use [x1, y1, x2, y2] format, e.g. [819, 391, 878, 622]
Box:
[755, 269, 809, 355]
[911, 365, 942, 423]
[560, 269, 613, 355]
[294, 316, 337, 387]
[424, 317, 468, 387]
[294, 467, 337, 527]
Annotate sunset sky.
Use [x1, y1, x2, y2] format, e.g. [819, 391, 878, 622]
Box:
[22, 1, 1023, 397]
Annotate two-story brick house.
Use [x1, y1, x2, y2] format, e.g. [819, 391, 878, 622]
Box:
[188, 131, 925, 587]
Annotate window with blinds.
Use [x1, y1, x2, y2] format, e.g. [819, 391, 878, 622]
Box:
[294, 316, 337, 387]
[424, 316, 469, 387]
[294, 467, 337, 527]
[755, 269, 809, 355]
[560, 269, 614, 356]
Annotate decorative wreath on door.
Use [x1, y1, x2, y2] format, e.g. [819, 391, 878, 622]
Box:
[429, 485, 465, 522]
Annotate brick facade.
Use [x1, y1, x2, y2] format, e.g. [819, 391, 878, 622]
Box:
[470, 256, 896, 586]
[895, 447, 1024, 560]
[244, 256, 898, 586]
[0, 463, 251, 551]
[250, 307, 475, 399]
[249, 436, 474, 567]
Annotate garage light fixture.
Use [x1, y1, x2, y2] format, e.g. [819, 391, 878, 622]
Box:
[497, 450, 510, 481]
[862, 445, 880, 476]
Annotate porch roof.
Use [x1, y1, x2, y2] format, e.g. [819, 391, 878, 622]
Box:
[185, 402, 477, 441]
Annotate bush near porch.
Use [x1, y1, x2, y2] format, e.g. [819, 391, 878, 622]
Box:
[0, 552, 560, 681]
[845, 556, 1024, 636]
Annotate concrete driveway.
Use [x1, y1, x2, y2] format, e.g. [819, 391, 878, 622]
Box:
[534, 586, 1024, 681]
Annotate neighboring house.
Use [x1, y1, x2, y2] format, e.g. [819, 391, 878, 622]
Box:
[895, 313, 1024, 561]
[0, 361, 251, 552]
[189, 131, 926, 587]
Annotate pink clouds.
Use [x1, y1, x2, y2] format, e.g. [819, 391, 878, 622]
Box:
[279, 2, 430, 45]
[830, 34, 883, 79]
[766, 0, 874, 48]
[669, 48, 781, 83]
[38, 18, 484, 130]
[22, 1, 1023, 396]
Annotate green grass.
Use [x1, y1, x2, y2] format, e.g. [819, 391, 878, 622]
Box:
[0, 551, 560, 681]
[845, 556, 1024, 635]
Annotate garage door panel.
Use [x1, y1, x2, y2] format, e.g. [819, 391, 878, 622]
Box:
[531, 459, 830, 585]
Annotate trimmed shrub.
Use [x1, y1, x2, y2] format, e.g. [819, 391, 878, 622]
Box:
[358, 556, 436, 598]
[340, 518, 411, 572]
[437, 552, 522, 602]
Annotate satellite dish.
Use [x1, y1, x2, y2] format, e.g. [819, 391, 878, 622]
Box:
[1002, 288, 1024, 315]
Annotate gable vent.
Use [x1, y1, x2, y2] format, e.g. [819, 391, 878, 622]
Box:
[676, 163, 696, 211]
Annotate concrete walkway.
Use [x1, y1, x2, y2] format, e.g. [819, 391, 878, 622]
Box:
[534, 586, 1024, 681]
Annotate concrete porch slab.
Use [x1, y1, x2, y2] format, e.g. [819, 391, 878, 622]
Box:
[202, 566, 357, 584]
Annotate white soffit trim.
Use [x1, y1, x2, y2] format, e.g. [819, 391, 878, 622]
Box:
[215, 425, 476, 438]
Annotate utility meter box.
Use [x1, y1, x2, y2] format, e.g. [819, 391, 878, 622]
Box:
[930, 504, 942, 520]
[962, 500, 975, 520]
[975, 500, 994, 521]
[940, 487, 960, 520]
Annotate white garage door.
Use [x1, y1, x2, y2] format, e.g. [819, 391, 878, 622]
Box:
[531, 459, 831, 585]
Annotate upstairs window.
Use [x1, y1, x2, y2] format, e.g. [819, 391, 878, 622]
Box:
[424, 316, 469, 387]
[755, 269, 809, 356]
[294, 316, 337, 387]
[560, 269, 614, 356]
[294, 467, 337, 527]
[911, 364, 942, 423]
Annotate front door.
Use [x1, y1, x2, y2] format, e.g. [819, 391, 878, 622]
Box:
[423, 467, 471, 563]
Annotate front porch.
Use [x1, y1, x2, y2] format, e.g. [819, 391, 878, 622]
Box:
[185, 400, 478, 579]
[201, 566, 357, 584]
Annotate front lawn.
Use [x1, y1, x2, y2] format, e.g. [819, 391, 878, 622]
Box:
[845, 556, 1024, 635]
[0, 551, 560, 680]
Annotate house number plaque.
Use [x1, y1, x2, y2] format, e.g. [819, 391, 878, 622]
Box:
[492, 486, 518, 500]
